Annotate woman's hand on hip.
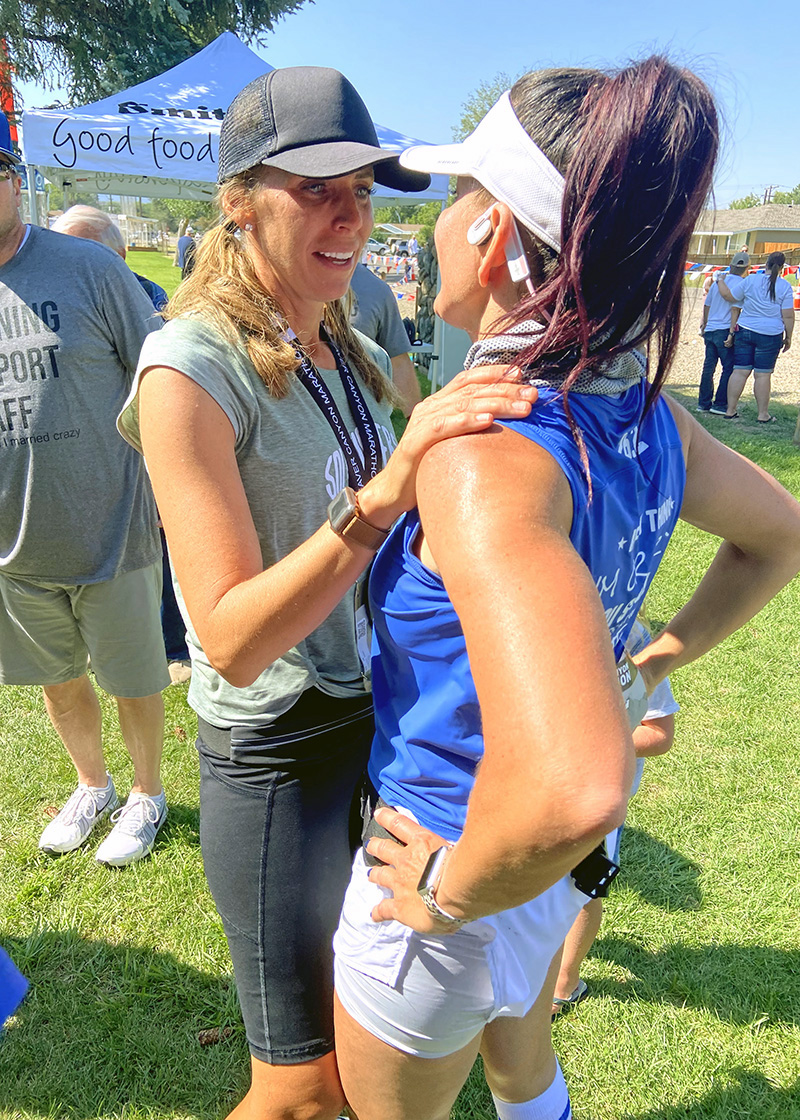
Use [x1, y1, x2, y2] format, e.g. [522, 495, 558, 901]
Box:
[366, 808, 463, 935]
[358, 366, 537, 528]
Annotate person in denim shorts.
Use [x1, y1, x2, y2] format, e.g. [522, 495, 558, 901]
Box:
[717, 251, 794, 422]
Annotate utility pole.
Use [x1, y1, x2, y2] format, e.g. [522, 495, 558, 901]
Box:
[763, 185, 778, 205]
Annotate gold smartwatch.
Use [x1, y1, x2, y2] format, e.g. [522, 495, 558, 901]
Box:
[327, 486, 390, 552]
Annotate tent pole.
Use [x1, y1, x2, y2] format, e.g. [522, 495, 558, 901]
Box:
[25, 165, 41, 226]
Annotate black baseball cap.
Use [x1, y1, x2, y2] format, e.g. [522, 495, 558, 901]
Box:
[218, 67, 430, 193]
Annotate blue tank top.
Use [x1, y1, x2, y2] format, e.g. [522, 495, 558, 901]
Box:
[368, 381, 686, 841]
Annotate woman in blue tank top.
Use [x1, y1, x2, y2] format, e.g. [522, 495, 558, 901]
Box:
[332, 58, 800, 1120]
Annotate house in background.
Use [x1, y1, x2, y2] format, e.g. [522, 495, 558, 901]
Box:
[374, 222, 422, 253]
[690, 203, 800, 259]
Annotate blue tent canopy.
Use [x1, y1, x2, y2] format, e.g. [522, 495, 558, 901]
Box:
[21, 32, 448, 204]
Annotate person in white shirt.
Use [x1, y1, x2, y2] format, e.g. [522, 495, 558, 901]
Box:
[717, 252, 794, 422]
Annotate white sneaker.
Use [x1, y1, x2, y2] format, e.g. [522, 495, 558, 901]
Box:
[95, 791, 167, 866]
[167, 659, 192, 684]
[39, 775, 119, 854]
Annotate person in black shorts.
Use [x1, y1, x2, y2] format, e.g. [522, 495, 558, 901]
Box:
[118, 66, 538, 1120]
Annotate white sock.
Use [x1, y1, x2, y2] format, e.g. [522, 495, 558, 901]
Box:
[128, 788, 165, 804]
[492, 1062, 571, 1120]
[88, 774, 114, 804]
[146, 788, 166, 802]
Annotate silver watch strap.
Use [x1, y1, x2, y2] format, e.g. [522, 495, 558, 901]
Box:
[420, 890, 467, 929]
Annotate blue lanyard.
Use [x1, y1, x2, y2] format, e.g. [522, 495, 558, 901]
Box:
[295, 324, 381, 490]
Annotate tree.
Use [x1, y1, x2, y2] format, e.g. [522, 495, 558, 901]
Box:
[161, 199, 215, 257]
[370, 201, 442, 248]
[1, 1, 308, 106]
[139, 198, 173, 224]
[372, 202, 425, 226]
[47, 183, 105, 212]
[729, 193, 761, 210]
[728, 185, 800, 209]
[453, 72, 522, 141]
[412, 202, 442, 247]
[162, 198, 215, 228]
[773, 184, 800, 205]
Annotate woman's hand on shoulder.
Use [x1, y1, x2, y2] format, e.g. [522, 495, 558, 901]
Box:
[359, 365, 537, 527]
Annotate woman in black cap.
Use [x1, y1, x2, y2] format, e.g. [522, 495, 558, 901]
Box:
[118, 66, 536, 1120]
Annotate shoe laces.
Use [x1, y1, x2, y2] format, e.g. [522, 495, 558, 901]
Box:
[59, 784, 110, 826]
[110, 794, 162, 837]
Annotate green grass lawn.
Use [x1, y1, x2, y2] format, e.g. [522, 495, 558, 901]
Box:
[1, 393, 799, 1118]
[127, 250, 183, 301]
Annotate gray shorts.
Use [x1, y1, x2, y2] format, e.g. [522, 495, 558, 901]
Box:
[0, 562, 170, 697]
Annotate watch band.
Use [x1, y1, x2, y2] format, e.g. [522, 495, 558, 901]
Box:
[420, 890, 467, 929]
[327, 487, 390, 552]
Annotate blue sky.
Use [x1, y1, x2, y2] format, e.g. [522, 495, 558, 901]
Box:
[15, 0, 799, 206]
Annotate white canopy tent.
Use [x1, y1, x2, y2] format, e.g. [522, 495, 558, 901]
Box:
[20, 31, 448, 214]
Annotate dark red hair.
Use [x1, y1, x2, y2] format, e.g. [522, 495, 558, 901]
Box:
[497, 57, 718, 435]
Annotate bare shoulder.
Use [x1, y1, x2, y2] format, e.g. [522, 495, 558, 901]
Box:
[139, 364, 236, 446]
[417, 423, 573, 540]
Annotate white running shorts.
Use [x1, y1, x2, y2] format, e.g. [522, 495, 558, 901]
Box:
[333, 848, 592, 1058]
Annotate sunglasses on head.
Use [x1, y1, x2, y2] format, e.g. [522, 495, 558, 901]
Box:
[0, 163, 17, 180]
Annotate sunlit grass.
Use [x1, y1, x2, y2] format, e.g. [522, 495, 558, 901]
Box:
[127, 249, 183, 300]
[1, 391, 799, 1118]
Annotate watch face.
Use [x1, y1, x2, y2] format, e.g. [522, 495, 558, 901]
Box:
[328, 487, 357, 533]
[328, 486, 388, 552]
[417, 846, 447, 895]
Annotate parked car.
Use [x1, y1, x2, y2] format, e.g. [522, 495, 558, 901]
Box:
[391, 240, 410, 257]
[365, 238, 390, 255]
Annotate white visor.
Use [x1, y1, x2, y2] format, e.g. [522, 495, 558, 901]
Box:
[400, 92, 564, 253]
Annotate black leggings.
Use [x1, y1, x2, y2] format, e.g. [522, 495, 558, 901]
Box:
[196, 688, 373, 1065]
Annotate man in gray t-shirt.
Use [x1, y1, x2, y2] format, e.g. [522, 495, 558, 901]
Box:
[0, 132, 169, 867]
[349, 263, 421, 415]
